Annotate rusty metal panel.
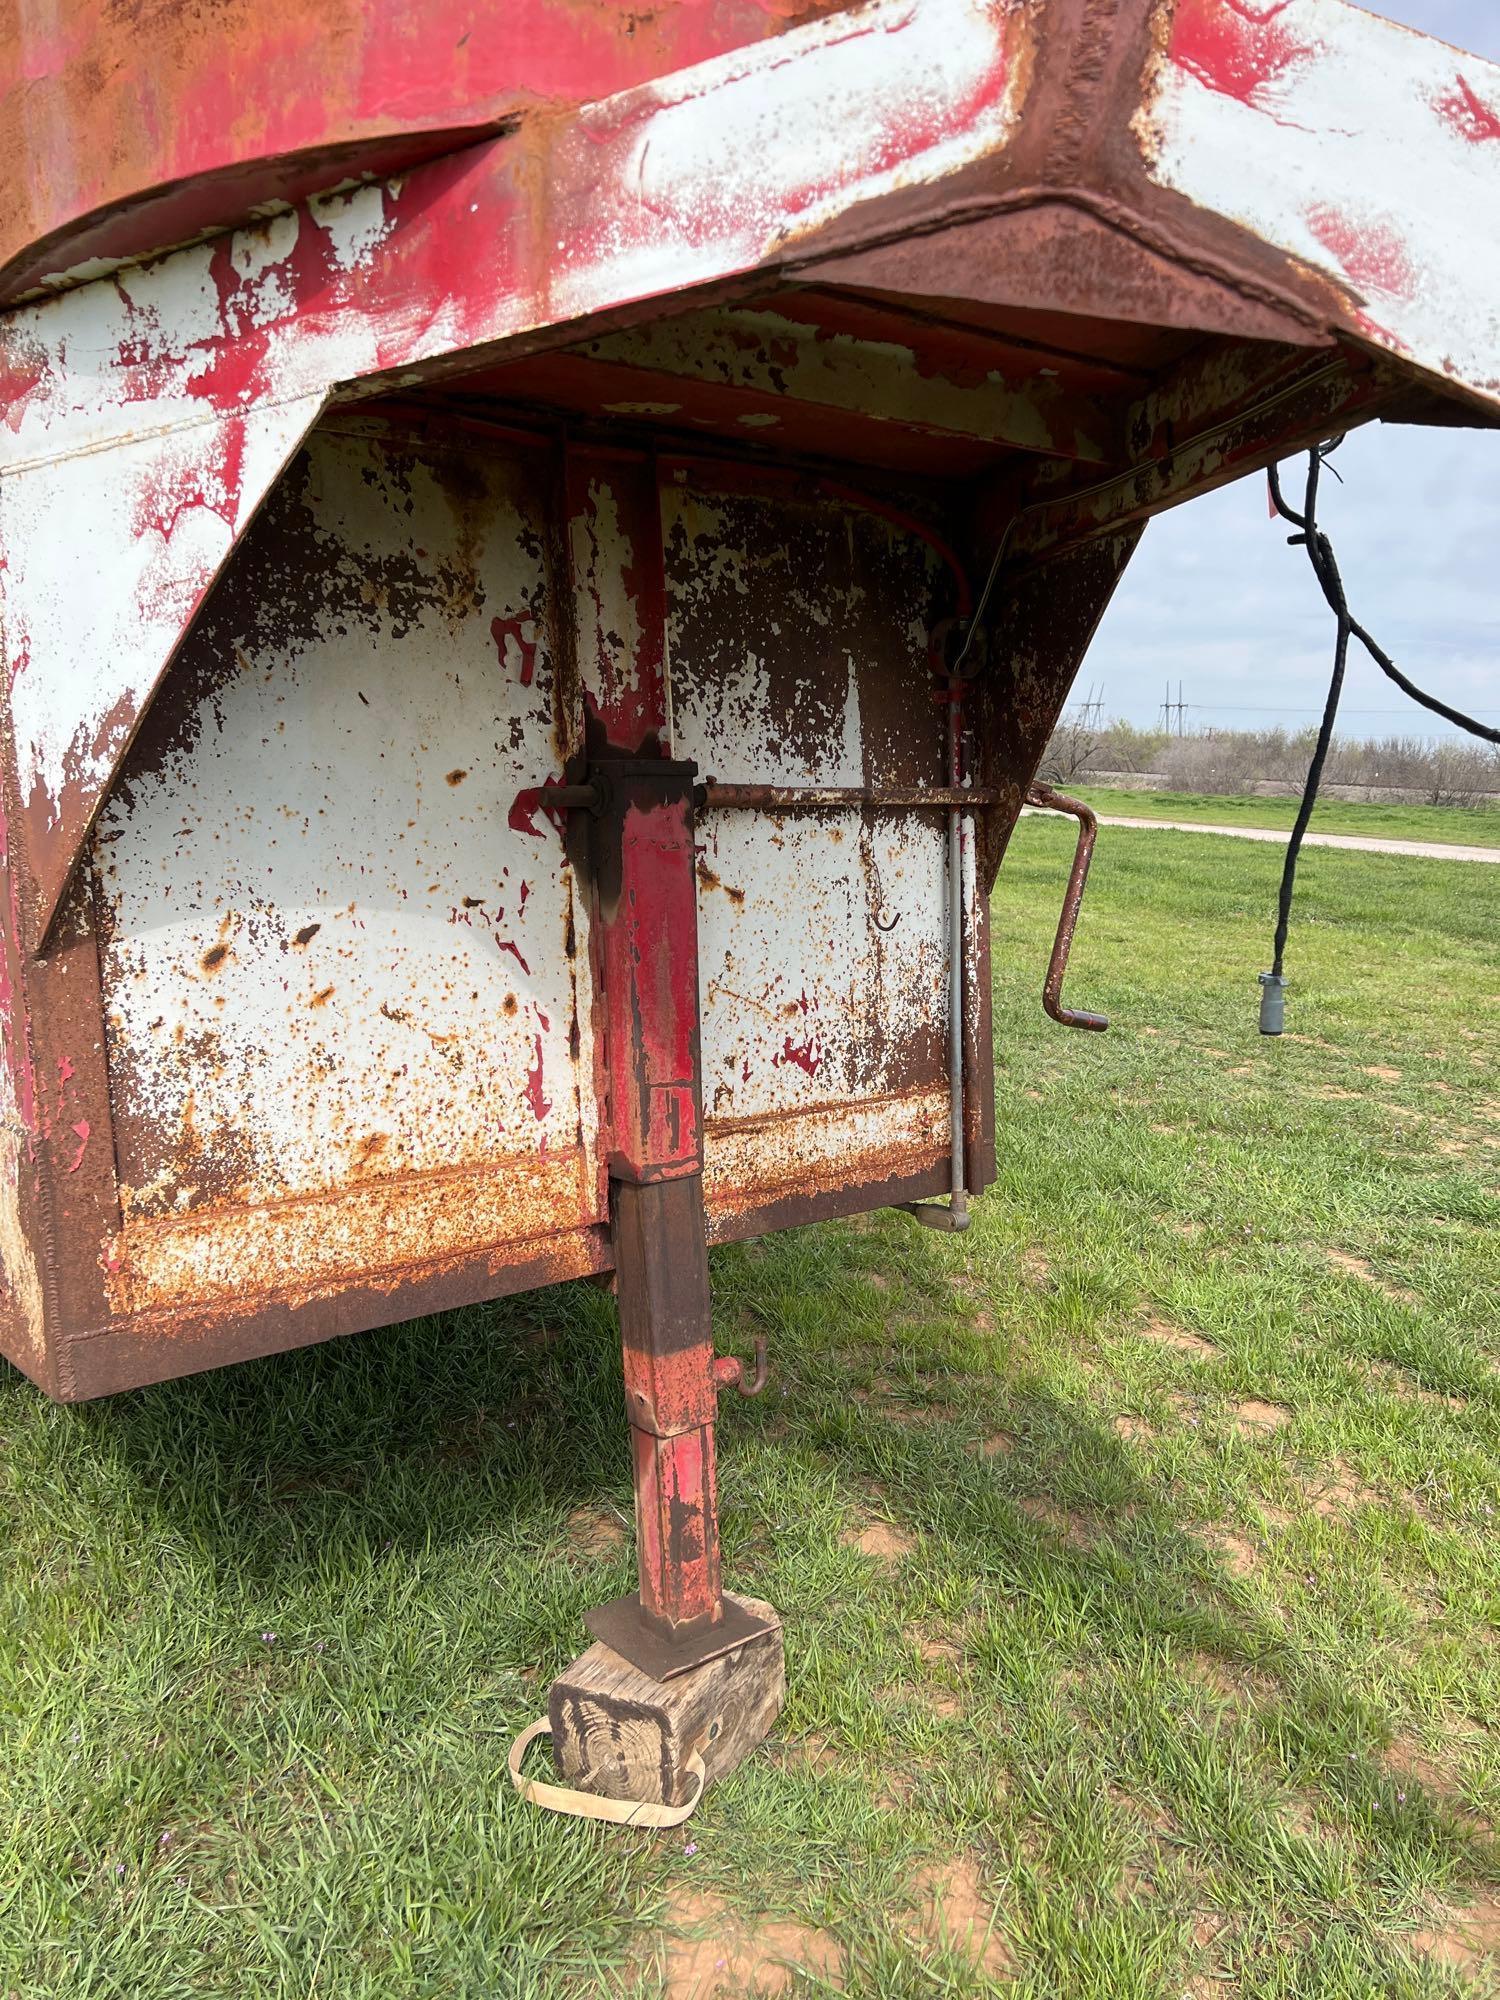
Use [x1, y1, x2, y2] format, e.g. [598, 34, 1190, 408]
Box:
[91, 421, 603, 1316]
[0, 0, 849, 305]
[1139, 0, 1500, 412]
[662, 475, 958, 1217]
[50, 425, 974, 1357]
[558, 308, 1119, 465]
[0, 896, 45, 1374]
[0, 0, 1027, 947]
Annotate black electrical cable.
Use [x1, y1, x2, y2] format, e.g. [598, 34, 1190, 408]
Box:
[1266, 440, 1500, 987]
[1267, 445, 1348, 978]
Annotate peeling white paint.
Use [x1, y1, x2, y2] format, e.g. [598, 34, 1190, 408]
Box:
[665, 476, 952, 1132]
[1141, 0, 1500, 407]
[2, 396, 324, 817]
[94, 427, 598, 1222]
[0, 0, 1023, 888]
[309, 183, 391, 273]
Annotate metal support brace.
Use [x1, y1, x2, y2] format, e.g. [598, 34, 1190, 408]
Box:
[582, 758, 777, 1679]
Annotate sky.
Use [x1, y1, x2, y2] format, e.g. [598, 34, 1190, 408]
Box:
[1076, 0, 1500, 741]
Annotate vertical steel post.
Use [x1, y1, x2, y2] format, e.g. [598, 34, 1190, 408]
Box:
[592, 761, 724, 1645]
[566, 452, 775, 1680]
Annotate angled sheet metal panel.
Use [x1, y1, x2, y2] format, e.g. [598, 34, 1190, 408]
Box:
[92, 424, 603, 1316]
[0, 0, 847, 305]
[561, 308, 1120, 464]
[0, 396, 325, 948]
[0, 0, 1025, 942]
[1140, 0, 1500, 412]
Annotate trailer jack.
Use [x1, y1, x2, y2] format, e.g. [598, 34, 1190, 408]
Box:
[513, 758, 784, 1822]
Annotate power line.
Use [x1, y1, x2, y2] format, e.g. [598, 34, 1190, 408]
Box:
[1184, 712, 1496, 728]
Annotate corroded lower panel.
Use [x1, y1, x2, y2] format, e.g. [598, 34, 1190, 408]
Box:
[93, 423, 599, 1232]
[106, 1146, 596, 1318]
[62, 425, 966, 1365]
[704, 1087, 948, 1232]
[99, 1092, 948, 1332]
[666, 475, 955, 1135]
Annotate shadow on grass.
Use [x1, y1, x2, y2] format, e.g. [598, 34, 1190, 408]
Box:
[65, 1275, 634, 1594]
[51, 1209, 1497, 1940]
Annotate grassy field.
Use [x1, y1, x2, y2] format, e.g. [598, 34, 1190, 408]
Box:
[2, 822, 1497, 1999]
[1065, 788, 1500, 850]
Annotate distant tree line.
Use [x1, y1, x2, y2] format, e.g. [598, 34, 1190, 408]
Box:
[1039, 718, 1500, 809]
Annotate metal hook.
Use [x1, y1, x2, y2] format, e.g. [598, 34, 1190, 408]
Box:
[713, 1335, 769, 1398]
[874, 907, 900, 933]
[1024, 782, 1109, 1033]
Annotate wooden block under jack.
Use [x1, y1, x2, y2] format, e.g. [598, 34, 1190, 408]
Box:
[549, 1593, 784, 1808]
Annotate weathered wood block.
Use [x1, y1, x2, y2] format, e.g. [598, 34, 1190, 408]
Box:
[549, 1593, 784, 1807]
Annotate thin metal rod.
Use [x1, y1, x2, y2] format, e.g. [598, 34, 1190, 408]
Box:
[945, 680, 969, 1228]
[699, 784, 998, 810]
[893, 720, 973, 1234]
[946, 797, 968, 1222]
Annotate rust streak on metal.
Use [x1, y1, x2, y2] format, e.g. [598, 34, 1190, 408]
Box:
[106, 1145, 599, 1318]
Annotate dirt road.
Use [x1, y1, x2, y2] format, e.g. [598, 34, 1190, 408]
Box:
[1089, 815, 1500, 864]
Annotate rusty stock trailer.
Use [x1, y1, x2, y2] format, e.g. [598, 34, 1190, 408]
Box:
[1, 0, 1497, 1710]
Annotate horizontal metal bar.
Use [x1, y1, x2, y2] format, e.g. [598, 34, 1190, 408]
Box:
[698, 784, 1000, 811]
[542, 783, 604, 811]
[890, 1198, 971, 1232]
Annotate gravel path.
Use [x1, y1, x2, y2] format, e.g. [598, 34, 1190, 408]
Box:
[1089, 815, 1500, 864]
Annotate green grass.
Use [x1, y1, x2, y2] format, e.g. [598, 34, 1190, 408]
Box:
[1067, 787, 1500, 849]
[2, 823, 1497, 1999]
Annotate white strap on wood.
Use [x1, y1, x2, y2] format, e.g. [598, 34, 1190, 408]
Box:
[507, 1717, 707, 1828]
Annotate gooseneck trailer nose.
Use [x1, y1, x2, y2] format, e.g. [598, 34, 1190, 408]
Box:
[1, 0, 1495, 1811]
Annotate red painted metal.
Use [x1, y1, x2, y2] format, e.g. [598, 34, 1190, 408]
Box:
[593, 769, 727, 1659]
[572, 431, 733, 1660]
[633, 1416, 720, 1630]
[0, 0, 841, 304]
[595, 770, 703, 1184]
[567, 451, 670, 765]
